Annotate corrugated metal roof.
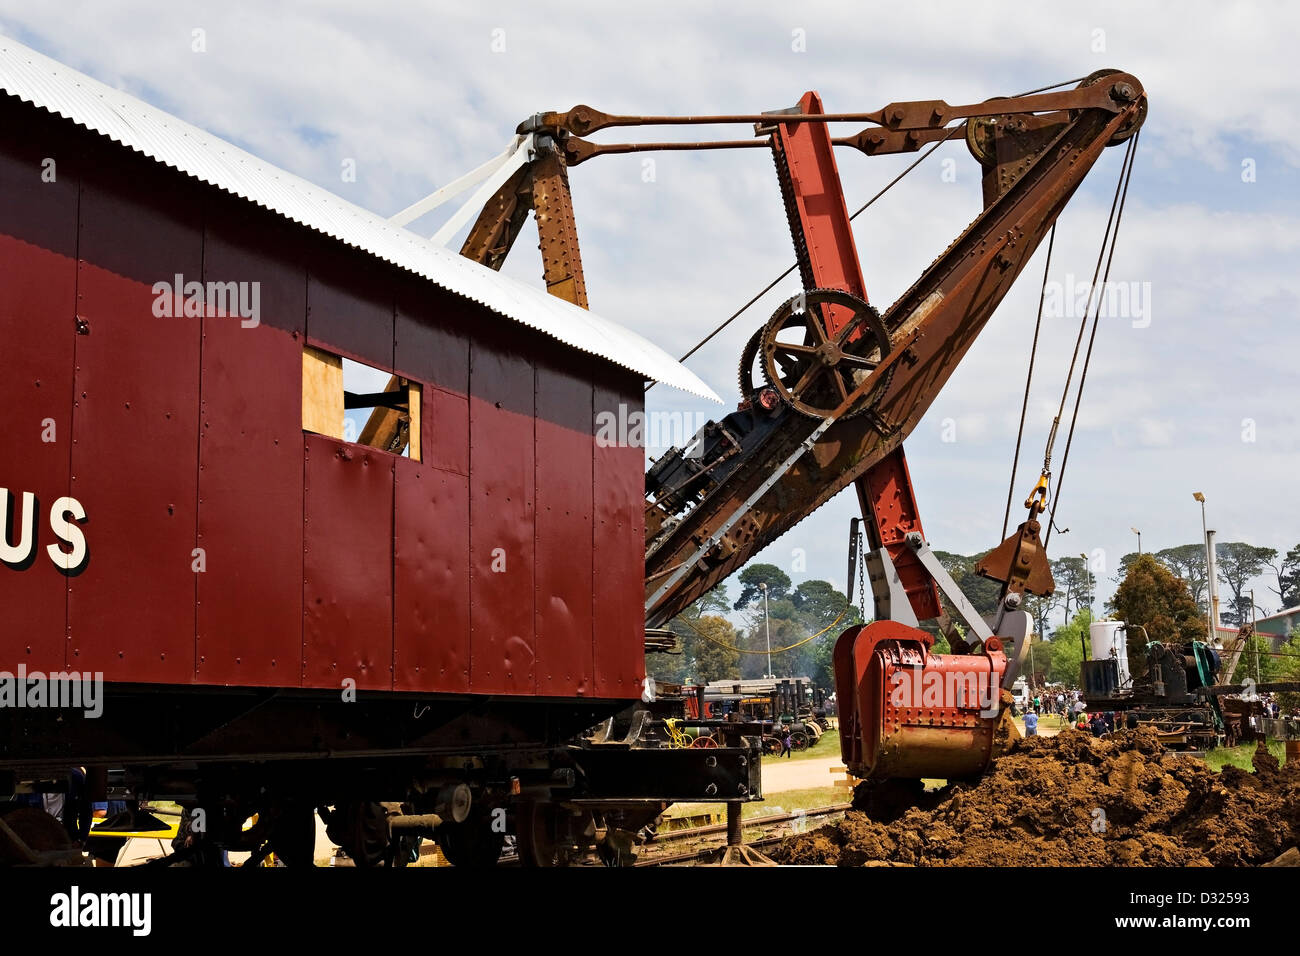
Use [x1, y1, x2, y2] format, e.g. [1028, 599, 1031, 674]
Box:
[0, 36, 720, 402]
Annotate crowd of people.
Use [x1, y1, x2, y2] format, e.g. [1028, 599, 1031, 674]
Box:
[1019, 687, 1136, 739]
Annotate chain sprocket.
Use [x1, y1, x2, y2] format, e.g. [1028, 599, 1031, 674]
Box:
[760, 288, 894, 419]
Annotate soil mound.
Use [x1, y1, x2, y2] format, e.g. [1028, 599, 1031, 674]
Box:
[773, 728, 1300, 866]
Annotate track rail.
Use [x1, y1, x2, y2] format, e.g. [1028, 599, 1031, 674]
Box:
[634, 803, 851, 867]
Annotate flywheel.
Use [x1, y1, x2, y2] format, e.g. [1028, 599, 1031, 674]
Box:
[760, 288, 893, 418]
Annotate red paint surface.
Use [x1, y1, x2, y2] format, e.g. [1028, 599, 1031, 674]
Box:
[395, 290, 469, 394]
[394, 458, 470, 692]
[534, 351, 595, 696]
[774, 91, 868, 337]
[423, 387, 470, 477]
[196, 221, 306, 686]
[0, 130, 78, 670]
[307, 261, 393, 368]
[468, 338, 536, 695]
[0, 101, 648, 701]
[592, 372, 645, 699]
[857, 449, 942, 621]
[303, 435, 394, 690]
[775, 92, 941, 622]
[67, 174, 201, 682]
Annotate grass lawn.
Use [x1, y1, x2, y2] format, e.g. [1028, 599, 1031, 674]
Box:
[667, 785, 845, 826]
[761, 728, 839, 761]
[744, 785, 844, 818]
[1015, 712, 1075, 732]
[1201, 740, 1287, 772]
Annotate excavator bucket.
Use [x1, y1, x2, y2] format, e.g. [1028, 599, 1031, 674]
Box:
[836, 620, 1012, 781]
[976, 518, 1055, 596]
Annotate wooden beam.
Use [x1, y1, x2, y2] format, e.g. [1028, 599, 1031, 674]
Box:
[302, 346, 343, 439]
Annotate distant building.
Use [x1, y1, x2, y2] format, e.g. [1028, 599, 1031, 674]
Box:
[1253, 606, 1300, 647]
[1210, 606, 1297, 680]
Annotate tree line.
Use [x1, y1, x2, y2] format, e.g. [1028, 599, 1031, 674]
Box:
[649, 563, 863, 690]
[650, 540, 1300, 694]
[1113, 542, 1299, 627]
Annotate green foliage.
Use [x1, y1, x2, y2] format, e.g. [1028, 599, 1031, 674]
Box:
[1214, 542, 1274, 626]
[1154, 543, 1209, 612]
[1235, 633, 1282, 683]
[733, 571, 861, 690]
[933, 551, 1001, 618]
[1052, 556, 1094, 623]
[1023, 634, 1052, 685]
[692, 584, 731, 616]
[792, 579, 848, 628]
[1267, 546, 1300, 609]
[1046, 608, 1090, 685]
[651, 585, 740, 685]
[1107, 553, 1205, 678]
[1022, 591, 1059, 640]
[1278, 630, 1300, 712]
[1113, 551, 1140, 585]
[734, 563, 792, 609]
[686, 614, 742, 683]
[740, 615, 802, 679]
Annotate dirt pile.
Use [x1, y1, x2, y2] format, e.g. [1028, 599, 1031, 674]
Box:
[774, 728, 1300, 866]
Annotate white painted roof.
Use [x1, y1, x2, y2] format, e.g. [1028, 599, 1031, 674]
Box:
[0, 36, 720, 402]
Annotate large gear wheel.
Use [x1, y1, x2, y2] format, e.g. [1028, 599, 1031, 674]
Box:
[738, 327, 765, 397]
[760, 288, 893, 418]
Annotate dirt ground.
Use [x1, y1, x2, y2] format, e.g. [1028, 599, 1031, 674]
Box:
[761, 754, 843, 793]
[773, 727, 1300, 867]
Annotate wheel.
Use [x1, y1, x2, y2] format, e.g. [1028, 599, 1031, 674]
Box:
[762, 736, 782, 756]
[516, 801, 570, 867]
[436, 815, 505, 868]
[341, 801, 391, 868]
[690, 734, 718, 748]
[790, 731, 809, 752]
[760, 289, 893, 418]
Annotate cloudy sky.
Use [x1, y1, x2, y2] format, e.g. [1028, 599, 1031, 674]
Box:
[4, 1, 1295, 624]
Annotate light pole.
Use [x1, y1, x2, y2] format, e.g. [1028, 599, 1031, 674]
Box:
[1080, 553, 1093, 621]
[1193, 492, 1216, 644]
[1251, 589, 1260, 683]
[1131, 526, 1141, 556]
[759, 582, 772, 679]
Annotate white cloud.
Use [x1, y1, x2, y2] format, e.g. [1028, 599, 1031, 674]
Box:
[3, 0, 1296, 622]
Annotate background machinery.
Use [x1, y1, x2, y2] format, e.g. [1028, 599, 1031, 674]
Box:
[1083, 630, 1300, 750]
